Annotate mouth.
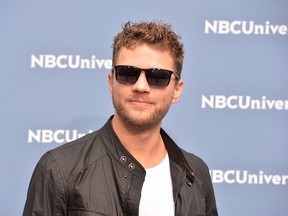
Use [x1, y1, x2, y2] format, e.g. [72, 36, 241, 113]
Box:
[129, 99, 154, 107]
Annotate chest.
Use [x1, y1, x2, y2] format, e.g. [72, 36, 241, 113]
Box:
[64, 155, 206, 216]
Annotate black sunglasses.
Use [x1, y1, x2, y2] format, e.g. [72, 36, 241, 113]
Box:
[113, 65, 179, 88]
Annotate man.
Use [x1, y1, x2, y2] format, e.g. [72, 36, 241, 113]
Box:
[23, 21, 218, 216]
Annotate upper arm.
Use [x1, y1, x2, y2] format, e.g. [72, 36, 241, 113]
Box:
[23, 152, 67, 216]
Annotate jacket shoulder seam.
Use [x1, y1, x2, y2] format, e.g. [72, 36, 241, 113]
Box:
[45, 152, 67, 215]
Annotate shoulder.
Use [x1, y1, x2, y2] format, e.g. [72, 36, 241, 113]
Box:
[50, 130, 105, 160]
[41, 130, 108, 183]
[180, 148, 211, 181]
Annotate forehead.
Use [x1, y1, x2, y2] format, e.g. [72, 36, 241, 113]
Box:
[115, 44, 175, 71]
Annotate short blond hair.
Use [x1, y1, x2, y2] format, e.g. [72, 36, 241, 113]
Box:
[112, 21, 184, 77]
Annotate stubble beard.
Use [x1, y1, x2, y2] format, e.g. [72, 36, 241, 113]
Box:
[112, 94, 172, 131]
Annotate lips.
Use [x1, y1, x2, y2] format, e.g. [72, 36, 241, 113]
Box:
[131, 100, 152, 105]
[129, 98, 154, 107]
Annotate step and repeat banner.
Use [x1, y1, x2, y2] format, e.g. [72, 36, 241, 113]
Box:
[1, 0, 287, 215]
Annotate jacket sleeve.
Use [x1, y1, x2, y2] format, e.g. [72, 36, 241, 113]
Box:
[23, 152, 67, 216]
[204, 165, 218, 216]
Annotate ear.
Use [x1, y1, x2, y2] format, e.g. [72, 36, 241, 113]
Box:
[108, 71, 113, 96]
[172, 79, 183, 104]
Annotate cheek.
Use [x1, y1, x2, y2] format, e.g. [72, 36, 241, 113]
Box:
[112, 85, 126, 101]
[108, 73, 114, 96]
[159, 91, 174, 105]
[111, 86, 118, 99]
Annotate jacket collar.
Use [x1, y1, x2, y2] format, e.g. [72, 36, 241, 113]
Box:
[99, 116, 195, 184]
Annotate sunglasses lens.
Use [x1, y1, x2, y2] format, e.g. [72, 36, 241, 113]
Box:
[114, 66, 140, 85]
[146, 69, 171, 88]
[114, 66, 174, 88]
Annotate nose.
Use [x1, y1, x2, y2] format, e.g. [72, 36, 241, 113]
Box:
[132, 71, 150, 93]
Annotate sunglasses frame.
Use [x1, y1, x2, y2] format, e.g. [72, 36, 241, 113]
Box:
[113, 65, 180, 88]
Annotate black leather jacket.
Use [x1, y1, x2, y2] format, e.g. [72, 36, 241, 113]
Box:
[23, 117, 218, 216]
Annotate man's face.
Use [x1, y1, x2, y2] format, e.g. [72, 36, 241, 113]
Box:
[108, 44, 183, 130]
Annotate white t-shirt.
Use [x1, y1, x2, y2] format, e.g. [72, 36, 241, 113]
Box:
[139, 154, 174, 216]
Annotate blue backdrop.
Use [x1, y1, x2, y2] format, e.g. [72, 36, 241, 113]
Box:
[1, 0, 287, 215]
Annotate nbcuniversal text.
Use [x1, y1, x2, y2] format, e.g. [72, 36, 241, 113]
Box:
[210, 169, 288, 185]
[201, 95, 288, 111]
[205, 20, 288, 35]
[31, 54, 112, 69]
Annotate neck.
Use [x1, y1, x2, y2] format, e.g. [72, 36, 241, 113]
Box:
[112, 115, 166, 169]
